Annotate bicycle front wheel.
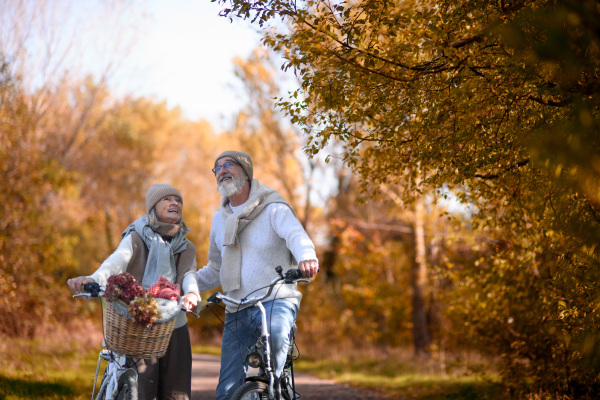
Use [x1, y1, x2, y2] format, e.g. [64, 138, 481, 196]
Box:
[95, 371, 110, 400]
[280, 374, 297, 400]
[116, 368, 138, 400]
[230, 381, 269, 400]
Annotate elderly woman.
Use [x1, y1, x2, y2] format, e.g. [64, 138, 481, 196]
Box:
[67, 183, 200, 400]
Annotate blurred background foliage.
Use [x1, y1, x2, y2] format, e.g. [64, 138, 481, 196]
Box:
[1, 0, 599, 398]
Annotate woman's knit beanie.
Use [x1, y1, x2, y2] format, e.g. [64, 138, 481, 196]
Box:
[145, 183, 183, 213]
[215, 150, 253, 181]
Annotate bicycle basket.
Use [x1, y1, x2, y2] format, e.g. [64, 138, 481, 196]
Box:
[103, 298, 179, 358]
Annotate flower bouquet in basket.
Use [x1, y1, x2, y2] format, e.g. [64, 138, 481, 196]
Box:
[105, 272, 162, 328]
[103, 273, 182, 358]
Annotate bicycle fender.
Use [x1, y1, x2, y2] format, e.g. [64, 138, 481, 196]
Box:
[245, 376, 269, 384]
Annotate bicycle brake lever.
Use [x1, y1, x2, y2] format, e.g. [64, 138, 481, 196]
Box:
[206, 292, 223, 304]
[184, 308, 200, 319]
[196, 304, 209, 313]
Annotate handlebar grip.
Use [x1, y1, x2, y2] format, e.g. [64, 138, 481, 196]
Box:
[83, 282, 102, 297]
[284, 269, 303, 283]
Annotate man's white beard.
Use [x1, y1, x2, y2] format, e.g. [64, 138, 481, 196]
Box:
[218, 174, 247, 197]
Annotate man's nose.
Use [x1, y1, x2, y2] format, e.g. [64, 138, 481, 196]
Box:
[216, 169, 228, 180]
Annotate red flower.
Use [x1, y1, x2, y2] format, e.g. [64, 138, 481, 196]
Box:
[105, 272, 161, 327]
[105, 272, 144, 303]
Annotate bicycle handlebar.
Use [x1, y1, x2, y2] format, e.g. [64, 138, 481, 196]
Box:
[205, 267, 310, 308]
[72, 282, 105, 298]
[72, 281, 200, 318]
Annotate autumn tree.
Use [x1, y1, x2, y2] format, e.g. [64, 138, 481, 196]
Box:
[0, 0, 149, 262]
[213, 0, 600, 396]
[0, 59, 66, 336]
[0, 0, 186, 337]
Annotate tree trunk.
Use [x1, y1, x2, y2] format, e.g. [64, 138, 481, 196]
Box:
[104, 206, 115, 251]
[411, 195, 431, 355]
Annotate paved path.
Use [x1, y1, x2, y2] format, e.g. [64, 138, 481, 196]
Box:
[191, 354, 220, 400]
[191, 353, 391, 400]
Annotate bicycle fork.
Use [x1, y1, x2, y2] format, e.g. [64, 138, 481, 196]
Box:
[92, 350, 115, 400]
[93, 350, 133, 400]
[256, 302, 277, 399]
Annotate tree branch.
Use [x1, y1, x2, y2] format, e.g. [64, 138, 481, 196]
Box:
[448, 35, 483, 49]
[347, 218, 413, 234]
[474, 159, 530, 180]
[527, 95, 570, 107]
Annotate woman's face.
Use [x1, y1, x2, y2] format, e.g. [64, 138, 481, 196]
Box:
[155, 195, 183, 224]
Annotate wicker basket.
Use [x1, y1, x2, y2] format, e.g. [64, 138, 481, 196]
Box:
[103, 300, 176, 358]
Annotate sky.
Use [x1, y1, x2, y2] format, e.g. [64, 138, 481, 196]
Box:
[2, 0, 263, 130]
[124, 0, 262, 128]
[110, 1, 337, 207]
[1, 0, 335, 205]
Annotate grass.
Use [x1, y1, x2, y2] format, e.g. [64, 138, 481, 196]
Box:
[190, 341, 509, 399]
[0, 322, 103, 400]
[0, 376, 81, 400]
[191, 344, 221, 356]
[293, 345, 509, 400]
[295, 363, 505, 400]
[1, 330, 509, 400]
[0, 341, 97, 400]
[0, 334, 223, 399]
[0, 339, 101, 400]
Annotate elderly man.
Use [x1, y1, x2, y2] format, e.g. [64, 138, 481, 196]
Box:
[196, 150, 319, 400]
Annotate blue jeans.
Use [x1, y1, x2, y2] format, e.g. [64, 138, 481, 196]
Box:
[216, 299, 298, 400]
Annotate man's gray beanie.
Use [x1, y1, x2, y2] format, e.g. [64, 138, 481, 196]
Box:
[215, 150, 253, 181]
[145, 183, 183, 213]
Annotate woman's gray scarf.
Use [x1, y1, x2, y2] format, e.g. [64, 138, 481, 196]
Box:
[122, 216, 188, 289]
[220, 179, 293, 292]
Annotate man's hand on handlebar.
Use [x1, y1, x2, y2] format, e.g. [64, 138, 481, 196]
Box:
[298, 259, 319, 279]
[67, 276, 95, 293]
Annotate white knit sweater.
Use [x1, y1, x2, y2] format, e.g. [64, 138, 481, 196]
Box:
[196, 202, 317, 312]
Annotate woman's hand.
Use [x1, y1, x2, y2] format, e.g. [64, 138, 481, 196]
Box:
[67, 276, 95, 293]
[182, 292, 200, 311]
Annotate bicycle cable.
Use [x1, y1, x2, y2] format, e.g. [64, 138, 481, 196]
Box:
[203, 287, 266, 363]
[206, 277, 292, 368]
[233, 282, 277, 365]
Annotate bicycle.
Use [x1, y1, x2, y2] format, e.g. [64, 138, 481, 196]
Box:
[73, 282, 199, 400]
[202, 266, 310, 400]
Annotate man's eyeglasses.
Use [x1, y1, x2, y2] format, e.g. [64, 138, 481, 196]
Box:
[212, 161, 240, 175]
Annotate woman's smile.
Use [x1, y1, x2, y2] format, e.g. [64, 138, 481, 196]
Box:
[157, 195, 183, 223]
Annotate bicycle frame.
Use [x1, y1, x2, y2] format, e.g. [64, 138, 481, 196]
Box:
[252, 301, 277, 397]
[74, 284, 138, 400]
[94, 350, 134, 400]
[203, 266, 308, 400]
[73, 281, 199, 400]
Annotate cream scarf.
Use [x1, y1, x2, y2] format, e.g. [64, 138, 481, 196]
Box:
[219, 179, 292, 292]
